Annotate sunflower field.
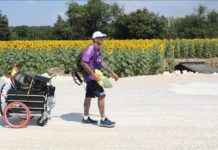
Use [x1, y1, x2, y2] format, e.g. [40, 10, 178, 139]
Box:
[0, 39, 218, 77]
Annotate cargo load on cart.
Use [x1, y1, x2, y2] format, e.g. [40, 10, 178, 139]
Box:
[0, 71, 56, 128]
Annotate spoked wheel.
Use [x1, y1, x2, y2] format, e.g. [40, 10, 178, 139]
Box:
[3, 102, 31, 128]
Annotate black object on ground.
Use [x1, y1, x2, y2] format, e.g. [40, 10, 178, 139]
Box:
[175, 62, 217, 74]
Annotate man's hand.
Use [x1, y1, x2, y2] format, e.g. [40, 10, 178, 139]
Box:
[112, 72, 119, 81]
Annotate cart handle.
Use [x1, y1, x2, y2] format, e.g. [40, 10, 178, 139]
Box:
[48, 74, 56, 85]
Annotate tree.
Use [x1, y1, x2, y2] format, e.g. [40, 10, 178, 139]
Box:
[0, 11, 10, 40]
[104, 2, 124, 38]
[168, 17, 181, 39]
[27, 26, 54, 40]
[65, 0, 123, 39]
[171, 5, 218, 38]
[11, 25, 54, 40]
[207, 9, 218, 38]
[66, 2, 87, 39]
[114, 9, 168, 39]
[1, 3, 217, 40]
[11, 26, 28, 39]
[53, 15, 72, 40]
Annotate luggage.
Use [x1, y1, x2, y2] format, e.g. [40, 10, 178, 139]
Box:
[11, 71, 50, 92]
[0, 78, 11, 115]
[1, 71, 56, 127]
[7, 83, 55, 111]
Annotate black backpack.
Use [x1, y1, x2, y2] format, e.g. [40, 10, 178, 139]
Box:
[75, 52, 84, 73]
[11, 71, 49, 92]
[72, 48, 97, 85]
[75, 48, 98, 74]
[11, 71, 33, 90]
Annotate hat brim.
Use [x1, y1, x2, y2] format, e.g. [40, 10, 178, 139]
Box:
[92, 34, 107, 39]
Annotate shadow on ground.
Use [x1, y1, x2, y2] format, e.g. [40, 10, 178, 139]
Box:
[1, 113, 100, 128]
[60, 112, 83, 123]
[60, 112, 100, 123]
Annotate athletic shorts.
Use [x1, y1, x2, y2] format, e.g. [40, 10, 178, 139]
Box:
[86, 80, 105, 98]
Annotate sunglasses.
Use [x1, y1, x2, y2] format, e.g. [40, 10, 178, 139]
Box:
[96, 37, 104, 41]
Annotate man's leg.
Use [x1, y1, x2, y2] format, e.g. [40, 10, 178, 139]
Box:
[98, 96, 106, 119]
[84, 97, 92, 116]
[98, 95, 116, 127]
[82, 96, 98, 124]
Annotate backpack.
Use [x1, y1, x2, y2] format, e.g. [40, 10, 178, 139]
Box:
[11, 71, 48, 92]
[75, 47, 98, 74]
[11, 71, 33, 90]
[72, 46, 97, 85]
[75, 52, 85, 73]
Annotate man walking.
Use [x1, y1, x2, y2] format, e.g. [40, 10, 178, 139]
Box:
[81, 31, 119, 128]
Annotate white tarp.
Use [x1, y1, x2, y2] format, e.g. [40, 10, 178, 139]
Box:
[0, 77, 11, 114]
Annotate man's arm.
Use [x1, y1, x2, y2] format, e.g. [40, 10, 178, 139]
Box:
[101, 61, 119, 81]
[81, 61, 94, 75]
[101, 61, 114, 74]
[81, 61, 101, 81]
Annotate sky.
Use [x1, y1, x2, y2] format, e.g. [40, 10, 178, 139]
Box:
[0, 0, 218, 26]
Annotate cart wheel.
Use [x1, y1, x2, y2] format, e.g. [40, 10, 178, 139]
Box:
[3, 102, 31, 128]
[37, 117, 48, 126]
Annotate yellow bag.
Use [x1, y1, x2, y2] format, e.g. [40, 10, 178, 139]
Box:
[95, 69, 112, 88]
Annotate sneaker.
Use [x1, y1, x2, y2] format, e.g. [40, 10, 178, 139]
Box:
[82, 117, 98, 124]
[99, 118, 115, 128]
[105, 118, 116, 125]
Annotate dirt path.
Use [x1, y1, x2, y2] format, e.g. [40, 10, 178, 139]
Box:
[0, 73, 218, 150]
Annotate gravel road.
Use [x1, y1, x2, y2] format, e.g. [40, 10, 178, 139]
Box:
[1, 73, 218, 150]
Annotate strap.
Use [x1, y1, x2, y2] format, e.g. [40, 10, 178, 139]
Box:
[71, 71, 83, 86]
[27, 76, 34, 96]
[0, 83, 6, 92]
[0, 83, 6, 100]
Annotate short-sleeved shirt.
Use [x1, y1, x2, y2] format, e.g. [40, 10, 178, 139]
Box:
[82, 44, 103, 82]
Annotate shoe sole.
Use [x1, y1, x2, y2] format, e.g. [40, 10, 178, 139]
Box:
[98, 124, 115, 128]
[82, 121, 98, 124]
[82, 120, 98, 124]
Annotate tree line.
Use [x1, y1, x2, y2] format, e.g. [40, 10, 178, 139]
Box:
[0, 0, 218, 40]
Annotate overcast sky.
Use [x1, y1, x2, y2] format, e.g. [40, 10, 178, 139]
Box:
[0, 0, 218, 26]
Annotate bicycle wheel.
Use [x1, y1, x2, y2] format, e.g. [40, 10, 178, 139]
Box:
[3, 101, 31, 128]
